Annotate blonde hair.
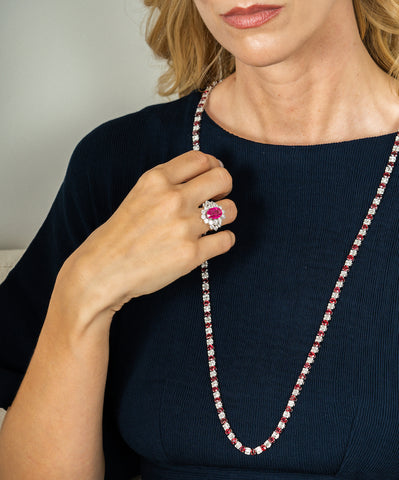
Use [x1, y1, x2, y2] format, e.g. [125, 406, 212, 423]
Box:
[144, 0, 399, 97]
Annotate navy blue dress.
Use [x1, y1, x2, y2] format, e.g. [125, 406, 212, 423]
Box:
[1, 91, 398, 479]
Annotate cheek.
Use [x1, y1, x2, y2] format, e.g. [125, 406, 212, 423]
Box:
[192, 0, 219, 30]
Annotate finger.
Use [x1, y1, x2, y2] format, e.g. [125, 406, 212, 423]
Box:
[182, 165, 233, 206]
[190, 199, 238, 237]
[196, 230, 236, 264]
[157, 151, 223, 185]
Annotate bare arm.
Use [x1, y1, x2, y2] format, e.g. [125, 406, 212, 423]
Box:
[0, 152, 236, 479]
[0, 298, 110, 480]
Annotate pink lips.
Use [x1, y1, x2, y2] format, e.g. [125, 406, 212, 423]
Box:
[221, 4, 283, 29]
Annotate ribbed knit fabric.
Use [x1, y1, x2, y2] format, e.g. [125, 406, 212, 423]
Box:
[0, 91, 398, 479]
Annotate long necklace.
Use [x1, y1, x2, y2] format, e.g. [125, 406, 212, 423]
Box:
[193, 83, 399, 455]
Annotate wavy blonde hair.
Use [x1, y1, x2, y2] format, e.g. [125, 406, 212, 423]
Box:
[144, 0, 399, 97]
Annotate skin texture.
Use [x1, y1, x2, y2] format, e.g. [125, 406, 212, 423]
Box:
[1, 1, 399, 478]
[0, 152, 237, 479]
[194, 0, 399, 145]
[54, 153, 237, 322]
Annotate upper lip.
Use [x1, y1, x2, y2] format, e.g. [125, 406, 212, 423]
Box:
[222, 4, 282, 16]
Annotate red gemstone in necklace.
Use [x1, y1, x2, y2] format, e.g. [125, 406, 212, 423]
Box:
[194, 81, 399, 455]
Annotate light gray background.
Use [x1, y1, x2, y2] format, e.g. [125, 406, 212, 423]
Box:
[0, 1, 168, 249]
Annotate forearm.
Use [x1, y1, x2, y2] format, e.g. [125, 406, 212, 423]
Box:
[0, 300, 111, 480]
[0, 150, 235, 479]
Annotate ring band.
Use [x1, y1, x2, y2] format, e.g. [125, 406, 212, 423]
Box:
[201, 200, 225, 232]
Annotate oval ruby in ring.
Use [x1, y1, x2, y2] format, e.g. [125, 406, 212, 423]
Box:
[201, 200, 225, 231]
[207, 207, 223, 220]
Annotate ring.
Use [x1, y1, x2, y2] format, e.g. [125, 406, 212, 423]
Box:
[201, 200, 225, 232]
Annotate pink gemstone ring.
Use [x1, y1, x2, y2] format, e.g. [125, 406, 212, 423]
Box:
[201, 200, 226, 232]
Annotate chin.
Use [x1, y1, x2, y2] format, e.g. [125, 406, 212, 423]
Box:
[215, 25, 301, 66]
[236, 52, 289, 69]
[227, 41, 294, 69]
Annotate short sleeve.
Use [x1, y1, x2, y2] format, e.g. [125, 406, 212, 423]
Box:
[0, 140, 102, 408]
[0, 127, 141, 478]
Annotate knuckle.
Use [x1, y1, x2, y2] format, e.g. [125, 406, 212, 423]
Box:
[192, 151, 212, 168]
[225, 199, 238, 220]
[179, 241, 198, 266]
[173, 218, 191, 238]
[215, 167, 232, 191]
[218, 231, 234, 252]
[140, 168, 166, 187]
[190, 150, 205, 162]
[163, 188, 183, 211]
[191, 151, 218, 170]
[200, 155, 214, 170]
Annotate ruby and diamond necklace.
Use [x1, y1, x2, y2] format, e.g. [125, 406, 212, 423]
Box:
[193, 82, 399, 455]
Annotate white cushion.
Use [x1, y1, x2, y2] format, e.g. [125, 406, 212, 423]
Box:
[0, 408, 5, 429]
[0, 249, 25, 284]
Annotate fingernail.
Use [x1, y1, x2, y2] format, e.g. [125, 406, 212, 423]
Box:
[218, 160, 224, 168]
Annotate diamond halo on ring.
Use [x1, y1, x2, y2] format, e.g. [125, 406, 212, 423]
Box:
[201, 200, 225, 232]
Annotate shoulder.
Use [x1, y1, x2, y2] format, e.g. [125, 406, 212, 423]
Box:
[61, 90, 201, 215]
[88, 90, 200, 142]
[69, 91, 201, 173]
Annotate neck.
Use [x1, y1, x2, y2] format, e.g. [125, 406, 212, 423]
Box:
[206, 7, 399, 145]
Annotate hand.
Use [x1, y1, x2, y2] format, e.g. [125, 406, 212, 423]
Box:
[54, 151, 237, 327]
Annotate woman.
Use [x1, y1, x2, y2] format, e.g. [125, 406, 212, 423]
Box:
[0, 0, 398, 478]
